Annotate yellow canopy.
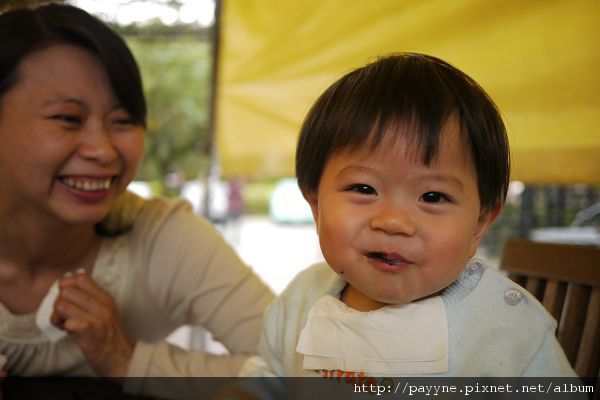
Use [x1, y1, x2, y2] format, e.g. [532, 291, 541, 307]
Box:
[216, 0, 600, 184]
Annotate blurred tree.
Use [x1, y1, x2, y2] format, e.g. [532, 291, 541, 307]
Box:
[126, 35, 212, 194]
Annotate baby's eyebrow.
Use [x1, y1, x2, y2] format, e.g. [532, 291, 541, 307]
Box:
[417, 173, 465, 191]
[334, 165, 376, 179]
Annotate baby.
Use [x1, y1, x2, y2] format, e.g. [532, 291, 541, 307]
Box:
[240, 53, 575, 391]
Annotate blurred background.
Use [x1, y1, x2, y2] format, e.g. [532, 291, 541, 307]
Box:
[2, 0, 598, 350]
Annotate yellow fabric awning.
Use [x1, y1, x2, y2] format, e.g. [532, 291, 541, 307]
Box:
[216, 0, 600, 184]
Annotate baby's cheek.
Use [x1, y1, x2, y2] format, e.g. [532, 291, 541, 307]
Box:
[321, 250, 346, 276]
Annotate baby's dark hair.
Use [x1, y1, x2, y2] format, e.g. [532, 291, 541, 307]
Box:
[295, 53, 510, 212]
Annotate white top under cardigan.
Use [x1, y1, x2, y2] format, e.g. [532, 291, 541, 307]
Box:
[0, 193, 274, 398]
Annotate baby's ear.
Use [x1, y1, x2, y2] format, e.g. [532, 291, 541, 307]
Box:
[469, 204, 502, 257]
[301, 190, 319, 223]
[476, 204, 502, 237]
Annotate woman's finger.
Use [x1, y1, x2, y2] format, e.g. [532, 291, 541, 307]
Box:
[54, 296, 84, 319]
[59, 273, 113, 304]
[48, 307, 66, 330]
[62, 316, 88, 333]
[58, 286, 97, 312]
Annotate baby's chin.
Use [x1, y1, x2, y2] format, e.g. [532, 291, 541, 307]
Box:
[372, 288, 447, 306]
[343, 280, 449, 310]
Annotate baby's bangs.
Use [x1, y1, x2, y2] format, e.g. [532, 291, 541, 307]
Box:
[334, 103, 457, 169]
[330, 55, 459, 163]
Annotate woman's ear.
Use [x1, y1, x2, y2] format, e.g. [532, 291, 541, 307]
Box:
[302, 190, 319, 224]
[468, 204, 502, 257]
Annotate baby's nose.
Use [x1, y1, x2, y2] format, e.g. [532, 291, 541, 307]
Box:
[369, 204, 416, 236]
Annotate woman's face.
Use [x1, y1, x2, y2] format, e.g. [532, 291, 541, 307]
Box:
[0, 44, 145, 226]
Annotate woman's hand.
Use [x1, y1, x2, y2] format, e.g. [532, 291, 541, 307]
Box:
[51, 271, 134, 377]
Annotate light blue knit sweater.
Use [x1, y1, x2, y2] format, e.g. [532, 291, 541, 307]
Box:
[248, 259, 576, 378]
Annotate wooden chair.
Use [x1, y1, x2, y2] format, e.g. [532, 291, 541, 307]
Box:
[499, 238, 600, 379]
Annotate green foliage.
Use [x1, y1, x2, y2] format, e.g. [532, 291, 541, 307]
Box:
[111, 20, 210, 39]
[125, 36, 213, 191]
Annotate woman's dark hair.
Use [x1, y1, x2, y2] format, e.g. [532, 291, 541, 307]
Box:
[295, 53, 510, 211]
[0, 3, 146, 127]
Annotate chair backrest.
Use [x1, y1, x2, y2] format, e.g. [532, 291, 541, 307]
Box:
[499, 238, 600, 378]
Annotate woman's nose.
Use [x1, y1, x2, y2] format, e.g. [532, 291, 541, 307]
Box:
[369, 202, 416, 236]
[78, 125, 118, 165]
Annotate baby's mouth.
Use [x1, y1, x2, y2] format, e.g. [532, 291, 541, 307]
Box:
[365, 251, 409, 266]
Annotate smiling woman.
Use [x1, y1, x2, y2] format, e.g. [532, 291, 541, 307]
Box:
[1, 44, 145, 224]
[0, 4, 273, 398]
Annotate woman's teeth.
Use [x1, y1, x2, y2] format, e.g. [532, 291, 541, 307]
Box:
[60, 177, 112, 191]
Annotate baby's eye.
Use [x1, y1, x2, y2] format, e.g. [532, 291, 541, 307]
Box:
[420, 192, 448, 203]
[347, 184, 377, 195]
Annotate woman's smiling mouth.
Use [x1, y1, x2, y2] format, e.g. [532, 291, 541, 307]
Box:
[59, 176, 113, 192]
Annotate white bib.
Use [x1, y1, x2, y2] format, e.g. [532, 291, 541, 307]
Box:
[296, 294, 448, 375]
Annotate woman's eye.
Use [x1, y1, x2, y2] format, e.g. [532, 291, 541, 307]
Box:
[52, 115, 81, 124]
[421, 192, 448, 203]
[348, 184, 376, 195]
[111, 108, 138, 128]
[113, 118, 135, 127]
